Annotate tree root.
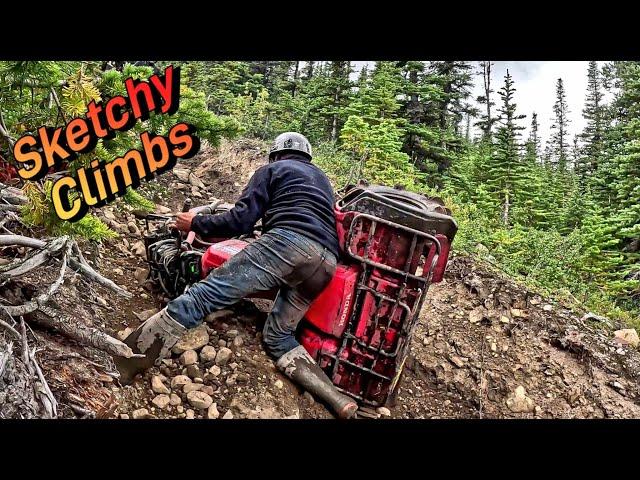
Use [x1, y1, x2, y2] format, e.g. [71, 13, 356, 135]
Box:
[0, 234, 136, 358]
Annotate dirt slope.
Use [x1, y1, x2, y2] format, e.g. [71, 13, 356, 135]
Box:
[111, 138, 640, 419]
[4, 138, 639, 419]
[396, 256, 640, 419]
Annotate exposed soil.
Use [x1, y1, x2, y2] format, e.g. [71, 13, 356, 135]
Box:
[3, 138, 640, 419]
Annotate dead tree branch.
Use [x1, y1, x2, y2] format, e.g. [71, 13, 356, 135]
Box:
[0, 234, 132, 298]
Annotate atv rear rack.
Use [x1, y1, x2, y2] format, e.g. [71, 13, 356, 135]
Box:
[324, 212, 443, 406]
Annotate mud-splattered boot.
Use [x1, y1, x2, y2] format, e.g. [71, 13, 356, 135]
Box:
[114, 308, 186, 385]
[276, 345, 358, 419]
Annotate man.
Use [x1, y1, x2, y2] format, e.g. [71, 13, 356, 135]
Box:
[115, 132, 358, 419]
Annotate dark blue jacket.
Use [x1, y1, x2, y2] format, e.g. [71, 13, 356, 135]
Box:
[191, 153, 340, 257]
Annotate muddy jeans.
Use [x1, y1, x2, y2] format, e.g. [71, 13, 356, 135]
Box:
[166, 228, 337, 359]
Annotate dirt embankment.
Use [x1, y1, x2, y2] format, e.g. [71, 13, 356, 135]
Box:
[3, 138, 639, 419]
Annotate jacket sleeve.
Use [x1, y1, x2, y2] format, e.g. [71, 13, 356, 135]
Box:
[190, 165, 271, 238]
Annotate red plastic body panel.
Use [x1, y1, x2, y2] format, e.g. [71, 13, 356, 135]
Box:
[201, 239, 250, 274]
[305, 264, 359, 337]
[201, 239, 359, 334]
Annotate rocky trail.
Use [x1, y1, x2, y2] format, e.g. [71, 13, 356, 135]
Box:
[2, 138, 639, 419]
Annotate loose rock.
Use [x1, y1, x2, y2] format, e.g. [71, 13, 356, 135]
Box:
[187, 390, 213, 410]
[613, 329, 639, 348]
[377, 407, 391, 417]
[186, 364, 203, 379]
[151, 394, 171, 409]
[215, 347, 233, 366]
[200, 345, 217, 363]
[134, 268, 148, 283]
[173, 325, 210, 354]
[132, 408, 151, 419]
[183, 383, 203, 394]
[179, 350, 198, 366]
[207, 403, 220, 419]
[151, 375, 170, 395]
[581, 312, 611, 326]
[506, 386, 535, 413]
[468, 307, 485, 324]
[127, 221, 141, 236]
[169, 394, 181, 406]
[189, 172, 206, 189]
[116, 327, 134, 341]
[201, 385, 215, 396]
[173, 167, 191, 182]
[226, 329, 239, 339]
[232, 336, 244, 349]
[170, 375, 192, 389]
[448, 354, 467, 368]
[222, 410, 234, 419]
[131, 240, 146, 258]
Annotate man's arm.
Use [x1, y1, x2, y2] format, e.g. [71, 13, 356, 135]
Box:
[189, 165, 272, 238]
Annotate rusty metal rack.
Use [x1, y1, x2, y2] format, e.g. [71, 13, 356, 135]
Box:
[325, 213, 443, 406]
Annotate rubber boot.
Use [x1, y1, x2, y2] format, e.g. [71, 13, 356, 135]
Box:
[276, 345, 358, 419]
[114, 308, 186, 385]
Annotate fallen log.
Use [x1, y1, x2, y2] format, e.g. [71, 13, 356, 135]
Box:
[0, 230, 139, 418]
[34, 304, 139, 358]
[0, 204, 20, 213]
[0, 183, 27, 205]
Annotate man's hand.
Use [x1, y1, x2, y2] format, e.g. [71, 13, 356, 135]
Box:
[174, 212, 195, 232]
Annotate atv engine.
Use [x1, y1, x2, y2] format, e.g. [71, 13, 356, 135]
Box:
[144, 228, 202, 298]
[142, 201, 234, 298]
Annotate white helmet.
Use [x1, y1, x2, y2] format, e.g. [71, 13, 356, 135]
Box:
[269, 132, 312, 161]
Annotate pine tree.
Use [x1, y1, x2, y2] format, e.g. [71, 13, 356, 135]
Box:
[578, 61, 605, 182]
[340, 62, 421, 189]
[327, 61, 353, 141]
[549, 78, 571, 171]
[525, 113, 541, 163]
[294, 62, 352, 143]
[302, 61, 315, 80]
[517, 113, 549, 227]
[604, 62, 640, 304]
[425, 61, 473, 173]
[398, 61, 445, 179]
[474, 61, 497, 140]
[487, 70, 526, 225]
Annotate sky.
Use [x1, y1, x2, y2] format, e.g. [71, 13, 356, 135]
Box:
[473, 61, 592, 145]
[352, 61, 600, 148]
